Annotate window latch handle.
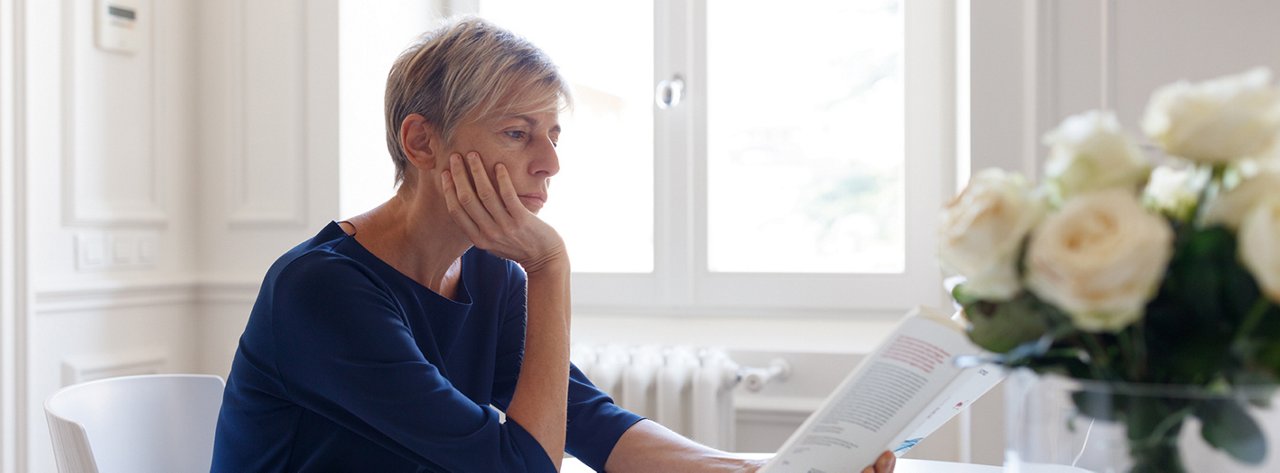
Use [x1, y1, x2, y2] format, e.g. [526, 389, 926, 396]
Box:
[655, 75, 685, 109]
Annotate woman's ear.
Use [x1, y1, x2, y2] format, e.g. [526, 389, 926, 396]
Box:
[400, 114, 441, 173]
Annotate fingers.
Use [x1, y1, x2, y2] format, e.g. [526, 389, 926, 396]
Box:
[447, 153, 500, 231]
[494, 163, 528, 216]
[440, 169, 484, 240]
[440, 150, 564, 267]
[876, 451, 895, 473]
[442, 152, 535, 258]
[861, 451, 895, 473]
[463, 152, 514, 223]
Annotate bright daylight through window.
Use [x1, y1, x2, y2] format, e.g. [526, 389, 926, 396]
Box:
[482, 0, 905, 275]
[481, 0, 656, 273]
[706, 0, 903, 273]
[332, 0, 958, 312]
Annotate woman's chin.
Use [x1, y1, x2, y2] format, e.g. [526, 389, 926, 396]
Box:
[519, 196, 545, 213]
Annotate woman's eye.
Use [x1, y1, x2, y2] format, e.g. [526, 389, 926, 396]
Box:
[505, 130, 527, 141]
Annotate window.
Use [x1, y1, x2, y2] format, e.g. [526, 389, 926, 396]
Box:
[478, 0, 655, 274]
[704, 0, 904, 274]
[471, 0, 954, 314]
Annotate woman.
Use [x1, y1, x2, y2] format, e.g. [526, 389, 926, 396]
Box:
[212, 16, 895, 473]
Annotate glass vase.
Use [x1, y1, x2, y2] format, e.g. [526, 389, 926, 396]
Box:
[1004, 369, 1280, 473]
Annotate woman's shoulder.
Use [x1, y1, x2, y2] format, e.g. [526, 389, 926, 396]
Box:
[264, 223, 380, 291]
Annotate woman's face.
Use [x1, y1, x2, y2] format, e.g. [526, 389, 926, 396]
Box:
[438, 110, 561, 214]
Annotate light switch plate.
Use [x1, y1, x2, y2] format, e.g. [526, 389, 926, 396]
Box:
[95, 0, 141, 54]
[75, 233, 108, 271]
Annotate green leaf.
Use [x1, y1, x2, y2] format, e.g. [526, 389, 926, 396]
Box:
[959, 289, 1051, 354]
[1196, 399, 1267, 465]
[1126, 397, 1184, 443]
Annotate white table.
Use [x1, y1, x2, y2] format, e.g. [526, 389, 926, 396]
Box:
[563, 457, 1004, 472]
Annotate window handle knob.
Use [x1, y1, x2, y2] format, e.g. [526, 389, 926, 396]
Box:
[655, 75, 685, 109]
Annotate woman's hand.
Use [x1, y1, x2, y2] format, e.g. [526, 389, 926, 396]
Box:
[861, 451, 896, 473]
[440, 152, 566, 273]
[444, 151, 573, 467]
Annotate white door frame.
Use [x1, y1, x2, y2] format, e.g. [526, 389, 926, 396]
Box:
[1, 0, 30, 471]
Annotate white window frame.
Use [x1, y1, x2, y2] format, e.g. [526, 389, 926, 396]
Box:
[459, 0, 957, 316]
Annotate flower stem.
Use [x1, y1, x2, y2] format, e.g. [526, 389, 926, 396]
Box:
[1081, 333, 1114, 380]
[1190, 164, 1228, 226]
[1141, 405, 1194, 448]
[1129, 426, 1189, 473]
[1118, 327, 1148, 381]
[1135, 322, 1148, 380]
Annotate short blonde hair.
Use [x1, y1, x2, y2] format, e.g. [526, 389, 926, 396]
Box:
[384, 17, 570, 185]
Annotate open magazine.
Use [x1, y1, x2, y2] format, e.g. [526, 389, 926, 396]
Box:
[761, 306, 1003, 473]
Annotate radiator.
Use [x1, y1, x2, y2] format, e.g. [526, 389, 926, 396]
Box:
[570, 345, 745, 450]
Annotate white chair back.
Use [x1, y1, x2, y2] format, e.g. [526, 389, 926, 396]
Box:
[44, 374, 225, 473]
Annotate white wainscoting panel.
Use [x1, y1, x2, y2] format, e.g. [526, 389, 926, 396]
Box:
[225, 0, 309, 227]
[60, 347, 168, 386]
[194, 278, 258, 377]
[60, 0, 166, 227]
[734, 397, 822, 454]
[35, 279, 195, 314]
[28, 302, 198, 473]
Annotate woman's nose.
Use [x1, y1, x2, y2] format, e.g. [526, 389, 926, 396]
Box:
[530, 137, 560, 177]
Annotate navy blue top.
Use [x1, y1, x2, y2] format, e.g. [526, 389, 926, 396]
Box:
[212, 222, 642, 472]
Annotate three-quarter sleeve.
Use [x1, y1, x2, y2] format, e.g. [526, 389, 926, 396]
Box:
[270, 253, 557, 472]
[490, 262, 645, 472]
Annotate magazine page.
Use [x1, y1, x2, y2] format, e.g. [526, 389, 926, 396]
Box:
[887, 362, 1002, 456]
[762, 307, 986, 473]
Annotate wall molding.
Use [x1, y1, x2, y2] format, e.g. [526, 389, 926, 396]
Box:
[35, 279, 197, 314]
[194, 277, 258, 304]
[1022, 0, 1051, 180]
[60, 347, 168, 386]
[32, 276, 261, 315]
[1101, 0, 1117, 110]
[225, 0, 309, 228]
[1, 0, 30, 469]
[59, 0, 167, 228]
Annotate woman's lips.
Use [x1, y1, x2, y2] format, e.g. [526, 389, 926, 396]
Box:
[518, 194, 546, 209]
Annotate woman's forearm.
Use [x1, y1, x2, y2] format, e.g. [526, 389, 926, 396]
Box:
[605, 420, 767, 473]
[505, 259, 572, 470]
[605, 420, 896, 473]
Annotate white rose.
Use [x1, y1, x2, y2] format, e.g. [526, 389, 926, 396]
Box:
[1142, 68, 1280, 164]
[1142, 165, 1208, 220]
[1025, 190, 1174, 332]
[939, 169, 1043, 301]
[1044, 110, 1151, 201]
[1241, 197, 1280, 303]
[1202, 170, 1280, 230]
[1263, 155, 1280, 172]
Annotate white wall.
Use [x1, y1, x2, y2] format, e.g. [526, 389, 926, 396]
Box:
[1, 0, 23, 470]
[192, 0, 343, 378]
[4, 1, 1280, 472]
[13, 0, 201, 471]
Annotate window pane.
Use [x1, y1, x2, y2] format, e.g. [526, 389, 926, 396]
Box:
[338, 0, 435, 218]
[480, 1, 655, 273]
[706, 0, 904, 273]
